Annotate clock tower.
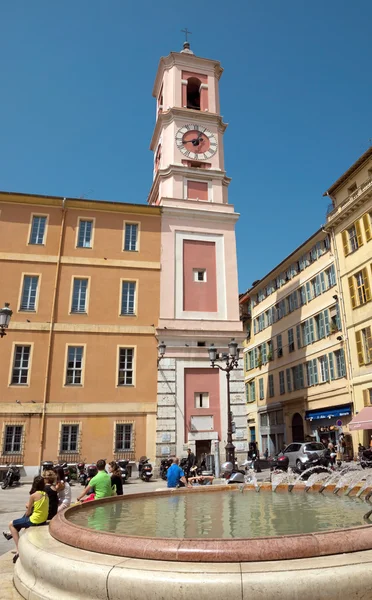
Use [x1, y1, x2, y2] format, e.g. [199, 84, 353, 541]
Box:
[148, 42, 246, 464]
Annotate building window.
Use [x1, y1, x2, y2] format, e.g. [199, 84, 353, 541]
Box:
[314, 312, 325, 340]
[249, 427, 256, 443]
[349, 268, 371, 308]
[3, 425, 23, 454]
[11, 346, 31, 385]
[118, 348, 134, 386]
[259, 378, 264, 400]
[356, 327, 372, 366]
[71, 278, 88, 313]
[279, 371, 285, 395]
[318, 355, 329, 383]
[115, 423, 133, 451]
[65, 346, 84, 385]
[334, 349, 346, 379]
[363, 213, 372, 242]
[260, 413, 268, 427]
[248, 381, 256, 403]
[248, 351, 254, 370]
[292, 364, 304, 390]
[77, 220, 93, 248]
[195, 392, 209, 408]
[124, 223, 138, 251]
[121, 281, 136, 315]
[288, 328, 294, 353]
[268, 374, 274, 398]
[60, 424, 79, 453]
[306, 359, 318, 387]
[277, 334, 283, 358]
[20, 275, 39, 311]
[348, 225, 359, 253]
[193, 269, 207, 282]
[286, 368, 292, 392]
[29, 215, 47, 245]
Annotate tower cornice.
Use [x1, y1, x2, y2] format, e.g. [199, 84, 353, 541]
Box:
[150, 107, 228, 151]
[152, 52, 223, 99]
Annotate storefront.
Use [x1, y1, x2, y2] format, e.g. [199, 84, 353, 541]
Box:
[305, 404, 353, 458]
[259, 405, 285, 457]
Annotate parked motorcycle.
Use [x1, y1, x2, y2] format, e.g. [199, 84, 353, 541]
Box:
[1, 464, 21, 489]
[42, 460, 54, 472]
[220, 461, 246, 484]
[117, 459, 129, 483]
[86, 463, 98, 484]
[360, 448, 372, 469]
[77, 462, 87, 486]
[269, 453, 289, 472]
[138, 457, 153, 482]
[55, 462, 71, 483]
[160, 458, 173, 481]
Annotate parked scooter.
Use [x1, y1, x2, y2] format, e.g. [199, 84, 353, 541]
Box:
[360, 448, 372, 469]
[1, 464, 21, 489]
[138, 457, 153, 482]
[160, 458, 173, 481]
[117, 459, 129, 483]
[220, 461, 246, 484]
[77, 462, 87, 486]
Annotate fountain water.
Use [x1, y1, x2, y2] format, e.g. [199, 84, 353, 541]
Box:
[334, 468, 364, 495]
[244, 468, 260, 491]
[271, 467, 296, 492]
[304, 470, 332, 492]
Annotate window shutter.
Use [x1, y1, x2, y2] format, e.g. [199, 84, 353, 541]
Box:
[355, 220, 364, 247]
[315, 275, 320, 296]
[307, 361, 313, 386]
[245, 384, 249, 403]
[262, 343, 267, 364]
[251, 381, 256, 402]
[299, 364, 304, 388]
[324, 355, 329, 381]
[320, 271, 326, 293]
[342, 230, 349, 256]
[254, 319, 258, 334]
[306, 282, 312, 302]
[319, 312, 325, 339]
[313, 359, 318, 384]
[348, 276, 357, 309]
[309, 318, 315, 343]
[355, 330, 364, 366]
[330, 264, 336, 286]
[296, 324, 302, 349]
[339, 348, 346, 377]
[335, 303, 341, 330]
[244, 353, 248, 371]
[364, 389, 371, 407]
[362, 267, 371, 302]
[329, 353, 335, 380]
[363, 213, 372, 242]
[286, 369, 292, 392]
[324, 309, 330, 335]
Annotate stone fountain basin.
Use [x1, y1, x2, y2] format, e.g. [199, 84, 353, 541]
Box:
[14, 484, 372, 600]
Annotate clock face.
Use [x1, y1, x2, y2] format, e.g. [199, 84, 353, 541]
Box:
[175, 124, 217, 160]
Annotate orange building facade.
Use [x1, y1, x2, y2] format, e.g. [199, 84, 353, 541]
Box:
[0, 191, 161, 477]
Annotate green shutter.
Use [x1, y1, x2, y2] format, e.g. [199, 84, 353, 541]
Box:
[296, 324, 302, 349]
[313, 359, 318, 384]
[329, 353, 335, 380]
[324, 309, 330, 335]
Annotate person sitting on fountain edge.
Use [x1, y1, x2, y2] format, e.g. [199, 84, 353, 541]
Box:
[166, 457, 188, 488]
[77, 459, 112, 502]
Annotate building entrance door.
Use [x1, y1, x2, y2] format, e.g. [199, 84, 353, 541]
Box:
[292, 413, 304, 442]
[195, 440, 211, 467]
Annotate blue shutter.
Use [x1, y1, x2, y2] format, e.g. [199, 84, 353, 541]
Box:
[324, 309, 330, 335]
[315, 275, 321, 296]
[299, 364, 304, 388]
[306, 282, 312, 302]
[330, 264, 336, 286]
[296, 324, 302, 349]
[254, 319, 258, 334]
[300, 287, 306, 305]
[340, 348, 346, 377]
[309, 318, 315, 343]
[286, 368, 292, 392]
[312, 359, 318, 384]
[329, 353, 335, 380]
[335, 303, 341, 330]
[324, 356, 329, 381]
[306, 361, 313, 386]
[244, 353, 248, 371]
[318, 312, 325, 339]
[320, 271, 326, 293]
[262, 343, 267, 364]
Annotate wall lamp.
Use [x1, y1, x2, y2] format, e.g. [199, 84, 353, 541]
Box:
[0, 303, 13, 338]
[157, 341, 166, 365]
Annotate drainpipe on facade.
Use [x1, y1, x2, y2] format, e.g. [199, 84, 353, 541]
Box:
[38, 198, 67, 472]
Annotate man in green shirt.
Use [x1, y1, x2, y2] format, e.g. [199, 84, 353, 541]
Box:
[77, 459, 112, 502]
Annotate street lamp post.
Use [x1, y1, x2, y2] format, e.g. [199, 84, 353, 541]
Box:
[208, 339, 240, 464]
[157, 340, 166, 365]
[0, 303, 13, 338]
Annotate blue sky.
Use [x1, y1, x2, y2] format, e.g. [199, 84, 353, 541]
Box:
[1, 1, 371, 292]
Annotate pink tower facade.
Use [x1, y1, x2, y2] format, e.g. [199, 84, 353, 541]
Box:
[148, 43, 246, 463]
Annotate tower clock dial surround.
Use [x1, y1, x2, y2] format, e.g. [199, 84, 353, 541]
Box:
[175, 124, 217, 160]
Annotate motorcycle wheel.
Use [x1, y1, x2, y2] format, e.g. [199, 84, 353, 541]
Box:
[296, 460, 303, 471]
[1, 477, 10, 489]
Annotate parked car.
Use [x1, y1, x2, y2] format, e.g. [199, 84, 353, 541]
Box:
[282, 442, 326, 471]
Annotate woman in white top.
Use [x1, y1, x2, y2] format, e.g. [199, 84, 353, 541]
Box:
[55, 468, 71, 512]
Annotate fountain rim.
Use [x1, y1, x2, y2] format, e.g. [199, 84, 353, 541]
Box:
[49, 484, 372, 563]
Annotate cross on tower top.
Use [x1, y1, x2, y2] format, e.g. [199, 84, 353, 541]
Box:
[180, 28, 193, 54]
[181, 28, 192, 42]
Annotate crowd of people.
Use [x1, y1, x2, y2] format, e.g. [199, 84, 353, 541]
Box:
[2, 459, 123, 564]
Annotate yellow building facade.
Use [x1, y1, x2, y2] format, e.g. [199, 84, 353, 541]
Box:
[0, 191, 161, 477]
[325, 148, 372, 446]
[240, 229, 353, 457]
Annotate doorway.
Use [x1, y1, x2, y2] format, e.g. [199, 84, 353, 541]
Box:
[292, 413, 304, 442]
[195, 440, 211, 467]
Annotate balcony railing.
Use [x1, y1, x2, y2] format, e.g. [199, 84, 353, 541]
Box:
[113, 450, 135, 462]
[0, 453, 24, 466]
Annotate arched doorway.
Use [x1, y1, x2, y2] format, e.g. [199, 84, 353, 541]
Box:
[292, 413, 304, 442]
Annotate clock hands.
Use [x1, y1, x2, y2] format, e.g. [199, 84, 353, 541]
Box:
[185, 135, 204, 147]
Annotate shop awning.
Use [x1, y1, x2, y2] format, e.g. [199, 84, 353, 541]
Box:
[305, 405, 352, 421]
[349, 407, 372, 431]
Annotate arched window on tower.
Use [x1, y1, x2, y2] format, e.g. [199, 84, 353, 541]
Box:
[187, 78, 201, 110]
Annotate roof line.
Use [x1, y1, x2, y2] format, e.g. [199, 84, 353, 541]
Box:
[323, 146, 372, 196]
